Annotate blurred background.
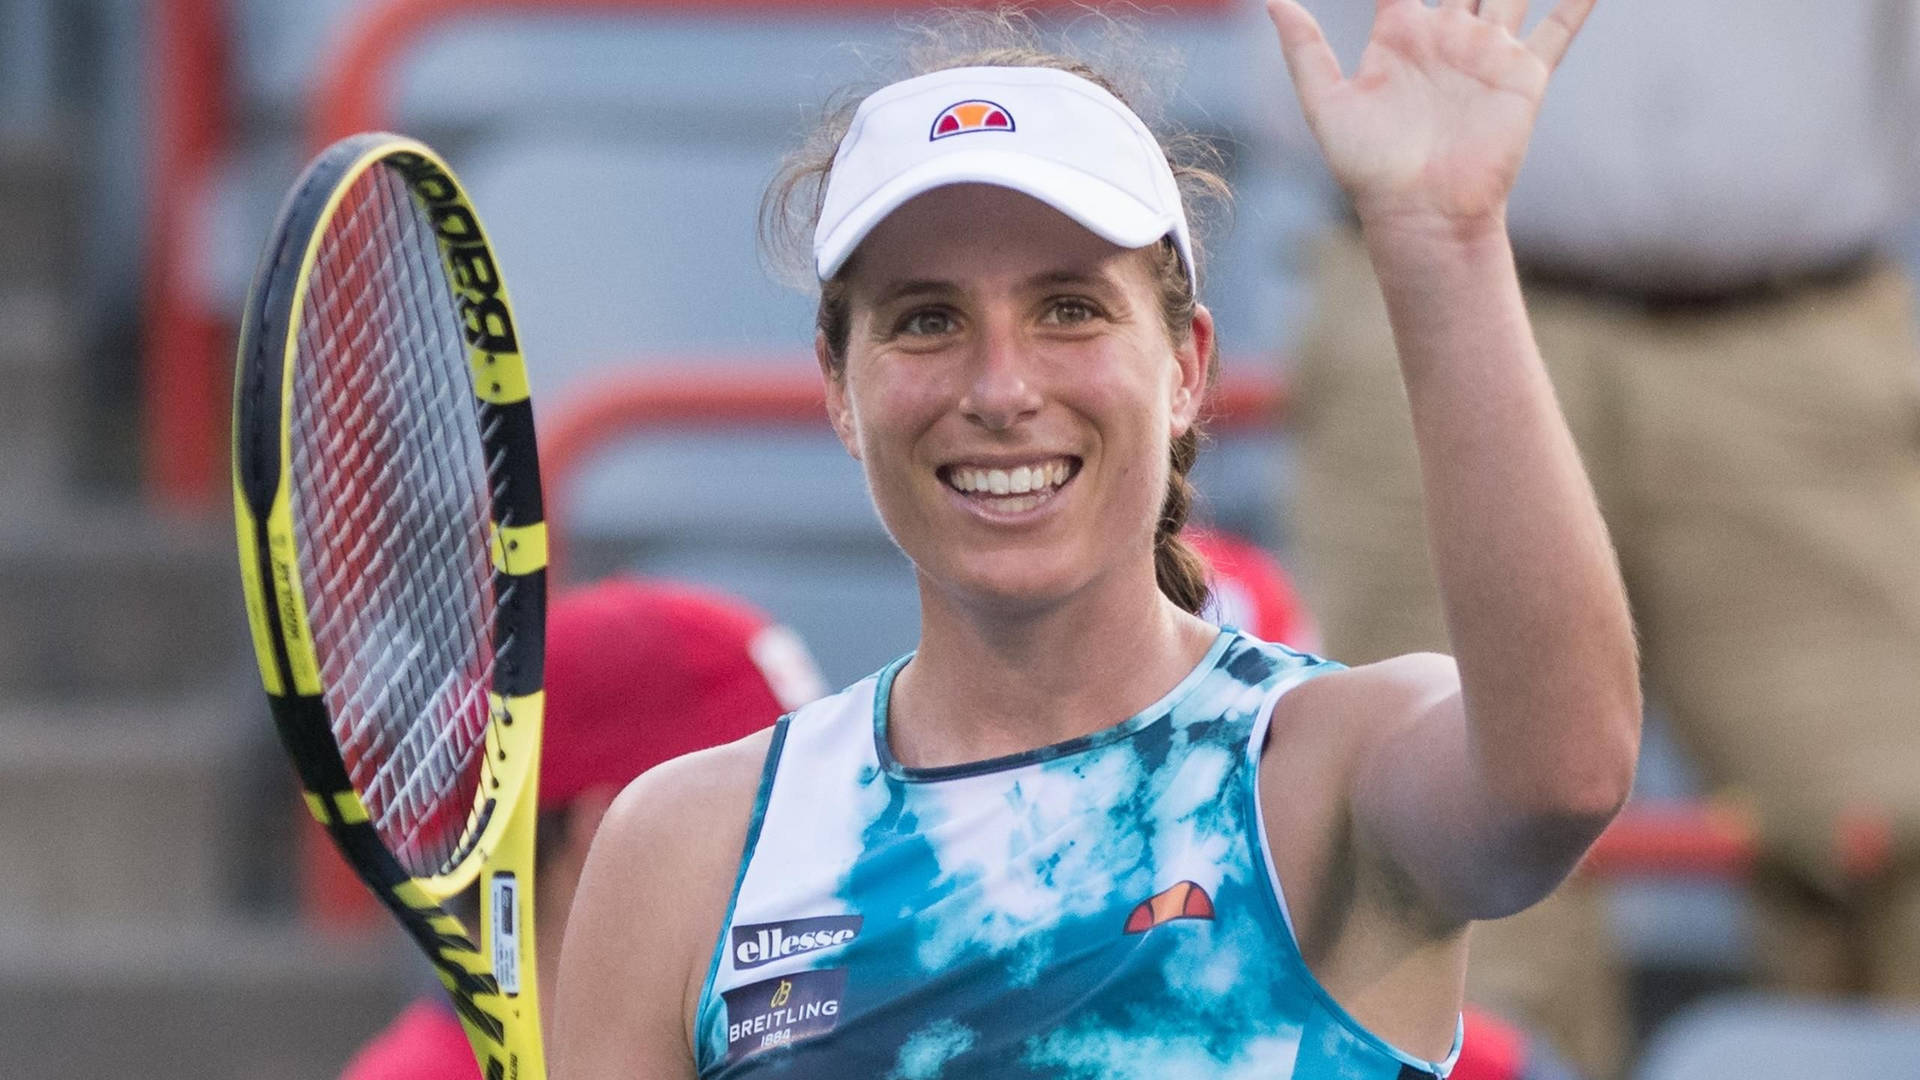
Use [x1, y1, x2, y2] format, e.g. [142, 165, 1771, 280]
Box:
[1, 0, 1917, 1077]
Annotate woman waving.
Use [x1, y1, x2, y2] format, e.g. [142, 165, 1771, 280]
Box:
[555, 2, 1635, 1076]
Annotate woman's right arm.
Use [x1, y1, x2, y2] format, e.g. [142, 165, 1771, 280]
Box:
[551, 731, 774, 1080]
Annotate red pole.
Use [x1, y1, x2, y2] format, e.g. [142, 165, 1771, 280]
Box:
[143, 0, 230, 511]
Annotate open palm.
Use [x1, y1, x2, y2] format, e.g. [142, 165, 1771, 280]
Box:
[1269, 0, 1595, 228]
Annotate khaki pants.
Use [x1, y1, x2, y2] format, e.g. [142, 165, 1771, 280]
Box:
[1287, 229, 1920, 1072]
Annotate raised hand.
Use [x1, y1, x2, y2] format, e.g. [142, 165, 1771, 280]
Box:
[1267, 0, 1595, 233]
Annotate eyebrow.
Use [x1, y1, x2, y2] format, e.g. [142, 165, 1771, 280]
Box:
[1026, 266, 1119, 292]
[867, 266, 1120, 309]
[868, 278, 954, 308]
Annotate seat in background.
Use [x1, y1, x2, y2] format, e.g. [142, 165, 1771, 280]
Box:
[1634, 994, 1920, 1080]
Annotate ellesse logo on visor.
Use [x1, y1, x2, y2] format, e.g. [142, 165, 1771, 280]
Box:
[930, 99, 1014, 140]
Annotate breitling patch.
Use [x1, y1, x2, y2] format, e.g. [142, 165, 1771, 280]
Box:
[723, 967, 848, 1064]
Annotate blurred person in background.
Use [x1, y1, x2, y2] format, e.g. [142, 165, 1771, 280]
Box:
[340, 577, 826, 1080]
[1188, 526, 1323, 653]
[1254, 0, 1920, 1070]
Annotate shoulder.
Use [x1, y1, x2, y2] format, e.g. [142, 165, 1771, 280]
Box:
[556, 726, 779, 1076]
[1267, 651, 1459, 747]
[1258, 650, 1460, 806]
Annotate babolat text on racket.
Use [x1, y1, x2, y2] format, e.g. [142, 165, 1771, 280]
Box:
[232, 132, 547, 1080]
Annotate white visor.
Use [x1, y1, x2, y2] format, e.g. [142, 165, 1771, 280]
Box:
[813, 66, 1196, 287]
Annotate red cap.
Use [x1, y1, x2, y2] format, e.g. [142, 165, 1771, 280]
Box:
[1187, 528, 1322, 653]
[538, 577, 826, 810]
[1453, 1007, 1528, 1080]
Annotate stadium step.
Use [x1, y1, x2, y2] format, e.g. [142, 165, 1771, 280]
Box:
[0, 135, 77, 292]
[0, 693, 272, 922]
[0, 288, 83, 508]
[0, 136, 83, 510]
[0, 506, 248, 697]
[0, 919, 415, 1080]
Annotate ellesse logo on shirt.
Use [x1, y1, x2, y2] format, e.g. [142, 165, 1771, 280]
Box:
[1123, 880, 1215, 934]
[731, 915, 863, 970]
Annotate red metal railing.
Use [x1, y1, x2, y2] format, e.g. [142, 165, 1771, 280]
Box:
[1584, 801, 1892, 881]
[538, 365, 1287, 520]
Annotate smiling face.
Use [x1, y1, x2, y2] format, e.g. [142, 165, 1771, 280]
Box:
[822, 184, 1210, 616]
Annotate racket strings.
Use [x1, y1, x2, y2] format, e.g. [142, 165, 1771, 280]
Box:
[290, 161, 502, 878]
[329, 247, 489, 868]
[347, 166, 498, 866]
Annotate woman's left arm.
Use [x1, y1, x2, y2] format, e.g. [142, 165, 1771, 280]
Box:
[1268, 0, 1640, 923]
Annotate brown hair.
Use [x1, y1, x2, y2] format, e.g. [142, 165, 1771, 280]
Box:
[761, 6, 1228, 614]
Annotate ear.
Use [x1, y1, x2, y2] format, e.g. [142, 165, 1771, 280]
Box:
[818, 331, 862, 462]
[1168, 303, 1214, 438]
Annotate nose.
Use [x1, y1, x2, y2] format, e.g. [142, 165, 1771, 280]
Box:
[958, 317, 1042, 431]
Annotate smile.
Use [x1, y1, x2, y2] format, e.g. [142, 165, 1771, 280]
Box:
[939, 456, 1079, 513]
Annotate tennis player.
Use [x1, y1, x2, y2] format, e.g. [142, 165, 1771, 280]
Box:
[339, 578, 825, 1080]
[556, 1, 1637, 1076]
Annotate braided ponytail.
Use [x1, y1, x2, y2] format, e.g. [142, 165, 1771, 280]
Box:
[1155, 425, 1210, 614]
[1145, 234, 1219, 615]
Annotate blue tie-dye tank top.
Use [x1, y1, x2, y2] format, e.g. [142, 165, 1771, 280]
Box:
[692, 630, 1460, 1079]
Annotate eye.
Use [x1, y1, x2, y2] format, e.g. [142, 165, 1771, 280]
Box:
[1042, 297, 1100, 326]
[897, 308, 957, 337]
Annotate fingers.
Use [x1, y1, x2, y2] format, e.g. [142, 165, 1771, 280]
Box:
[1440, 0, 1476, 10]
[1477, 0, 1528, 32]
[1266, 0, 1344, 105]
[1525, 0, 1597, 69]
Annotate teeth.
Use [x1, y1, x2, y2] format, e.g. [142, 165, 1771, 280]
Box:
[991, 492, 1046, 512]
[946, 459, 1072, 496]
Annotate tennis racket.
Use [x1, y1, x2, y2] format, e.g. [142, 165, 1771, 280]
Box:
[232, 132, 547, 1080]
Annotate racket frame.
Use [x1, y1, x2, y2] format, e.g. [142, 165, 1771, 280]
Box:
[232, 132, 548, 1080]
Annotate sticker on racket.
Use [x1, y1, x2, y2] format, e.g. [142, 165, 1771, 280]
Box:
[231, 132, 547, 1080]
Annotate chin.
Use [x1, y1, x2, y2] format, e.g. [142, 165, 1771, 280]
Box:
[920, 546, 1097, 615]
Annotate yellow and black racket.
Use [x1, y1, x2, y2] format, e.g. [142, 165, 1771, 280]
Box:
[232, 132, 547, 1080]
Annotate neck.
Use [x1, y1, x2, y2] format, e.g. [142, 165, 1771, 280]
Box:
[890, 562, 1218, 770]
